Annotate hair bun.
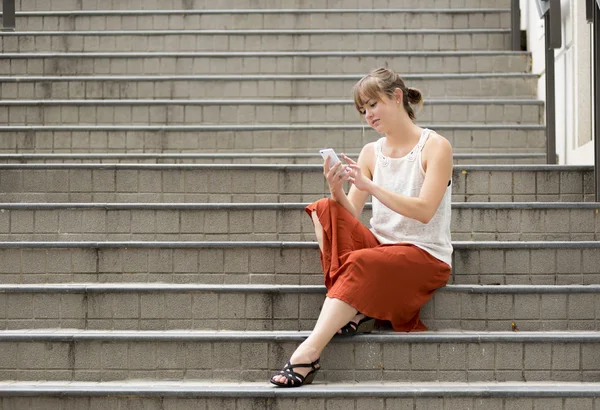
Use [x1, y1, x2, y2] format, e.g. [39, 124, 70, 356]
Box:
[407, 87, 423, 105]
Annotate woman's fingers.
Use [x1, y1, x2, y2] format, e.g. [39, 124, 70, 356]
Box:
[325, 161, 336, 177]
[327, 161, 341, 176]
[323, 158, 331, 174]
[326, 162, 347, 187]
[341, 154, 356, 164]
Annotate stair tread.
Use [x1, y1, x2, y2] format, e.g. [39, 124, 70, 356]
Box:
[0, 50, 531, 56]
[0, 123, 547, 129]
[9, 8, 513, 15]
[0, 98, 544, 104]
[2, 28, 511, 34]
[0, 73, 540, 79]
[0, 201, 595, 208]
[2, 328, 599, 338]
[2, 283, 600, 293]
[0, 162, 581, 170]
[0, 380, 599, 397]
[0, 240, 598, 247]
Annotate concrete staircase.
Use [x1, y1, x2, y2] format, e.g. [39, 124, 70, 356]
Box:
[1, 1, 600, 409]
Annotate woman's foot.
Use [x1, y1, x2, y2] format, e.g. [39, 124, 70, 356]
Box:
[270, 345, 320, 387]
[337, 313, 375, 335]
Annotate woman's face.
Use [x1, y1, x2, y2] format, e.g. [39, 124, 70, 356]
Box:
[359, 92, 399, 134]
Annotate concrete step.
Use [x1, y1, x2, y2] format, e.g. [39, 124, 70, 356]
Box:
[6, 9, 513, 31]
[0, 74, 539, 99]
[13, 0, 514, 11]
[0, 241, 598, 285]
[0, 381, 598, 409]
[0, 152, 549, 165]
[6, 382, 600, 410]
[0, 329, 597, 382]
[0, 29, 512, 53]
[0, 51, 532, 75]
[0, 125, 546, 154]
[0, 99, 543, 125]
[0, 202, 597, 242]
[0, 164, 592, 203]
[2, 283, 599, 332]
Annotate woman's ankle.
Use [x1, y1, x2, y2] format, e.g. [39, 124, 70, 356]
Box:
[291, 343, 320, 362]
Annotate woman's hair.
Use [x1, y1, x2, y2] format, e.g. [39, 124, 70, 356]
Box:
[352, 67, 424, 120]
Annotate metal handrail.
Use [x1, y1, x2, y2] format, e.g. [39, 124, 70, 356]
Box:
[536, 0, 561, 165]
[511, 0, 521, 50]
[1, 0, 15, 31]
[588, 0, 600, 201]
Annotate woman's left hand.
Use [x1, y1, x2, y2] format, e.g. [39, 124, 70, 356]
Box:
[341, 154, 372, 192]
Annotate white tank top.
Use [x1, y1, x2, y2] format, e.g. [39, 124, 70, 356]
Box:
[369, 128, 453, 267]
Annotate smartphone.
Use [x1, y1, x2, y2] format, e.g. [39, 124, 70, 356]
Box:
[319, 148, 341, 168]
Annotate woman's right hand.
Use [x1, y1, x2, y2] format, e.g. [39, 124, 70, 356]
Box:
[324, 158, 350, 194]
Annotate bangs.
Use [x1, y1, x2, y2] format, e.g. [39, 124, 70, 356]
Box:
[352, 75, 383, 113]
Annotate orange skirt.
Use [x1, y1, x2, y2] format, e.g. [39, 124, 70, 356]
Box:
[306, 198, 451, 332]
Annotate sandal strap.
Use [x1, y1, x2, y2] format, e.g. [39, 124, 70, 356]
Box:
[283, 359, 319, 372]
[271, 358, 321, 387]
[278, 359, 320, 383]
[340, 321, 358, 334]
[278, 368, 306, 383]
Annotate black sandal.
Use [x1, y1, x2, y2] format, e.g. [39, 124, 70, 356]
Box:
[338, 315, 376, 336]
[270, 358, 320, 387]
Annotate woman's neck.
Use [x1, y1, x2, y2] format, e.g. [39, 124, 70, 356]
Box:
[384, 121, 423, 150]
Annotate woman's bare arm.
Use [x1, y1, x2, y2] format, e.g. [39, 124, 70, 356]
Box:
[328, 143, 374, 218]
[345, 135, 452, 224]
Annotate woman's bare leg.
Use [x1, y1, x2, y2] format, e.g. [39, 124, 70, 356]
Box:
[271, 297, 357, 385]
[311, 210, 367, 334]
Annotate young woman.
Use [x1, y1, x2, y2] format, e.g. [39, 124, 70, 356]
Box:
[270, 67, 453, 387]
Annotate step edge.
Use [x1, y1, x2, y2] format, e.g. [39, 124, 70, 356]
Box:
[0, 329, 599, 343]
[4, 9, 513, 17]
[0, 162, 584, 170]
[0, 153, 548, 159]
[0, 73, 541, 81]
[2, 283, 599, 294]
[1, 28, 512, 35]
[0, 381, 598, 398]
[0, 201, 597, 210]
[0, 98, 544, 106]
[0, 124, 548, 131]
[0, 240, 598, 249]
[0, 50, 533, 58]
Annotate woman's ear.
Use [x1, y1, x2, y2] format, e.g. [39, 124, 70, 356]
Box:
[394, 88, 403, 104]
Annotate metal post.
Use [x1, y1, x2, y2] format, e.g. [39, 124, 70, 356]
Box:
[545, 13, 558, 165]
[2, 0, 16, 31]
[511, 0, 521, 50]
[594, 2, 600, 201]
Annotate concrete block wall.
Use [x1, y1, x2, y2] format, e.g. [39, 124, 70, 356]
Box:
[0, 75, 539, 99]
[0, 100, 543, 125]
[7, 10, 513, 31]
[0, 285, 599, 331]
[0, 128, 548, 154]
[0, 165, 594, 203]
[0, 53, 533, 76]
[0, 203, 598, 242]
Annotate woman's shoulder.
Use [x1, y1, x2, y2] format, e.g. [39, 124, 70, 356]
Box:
[354, 142, 377, 177]
[424, 131, 452, 156]
[361, 141, 377, 155]
[358, 142, 377, 164]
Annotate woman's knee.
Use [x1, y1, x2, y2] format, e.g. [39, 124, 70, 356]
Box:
[310, 198, 335, 226]
[312, 197, 335, 210]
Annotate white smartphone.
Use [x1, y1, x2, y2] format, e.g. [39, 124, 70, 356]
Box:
[319, 148, 341, 168]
